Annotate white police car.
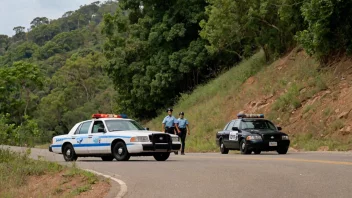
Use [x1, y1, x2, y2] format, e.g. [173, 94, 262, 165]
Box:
[49, 114, 181, 161]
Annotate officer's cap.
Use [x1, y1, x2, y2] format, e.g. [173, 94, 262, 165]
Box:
[179, 112, 184, 115]
[166, 108, 173, 112]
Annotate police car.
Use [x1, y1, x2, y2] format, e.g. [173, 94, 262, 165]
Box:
[216, 114, 290, 155]
[49, 114, 181, 161]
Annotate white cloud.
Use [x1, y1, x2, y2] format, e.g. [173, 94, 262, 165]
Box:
[0, 0, 98, 36]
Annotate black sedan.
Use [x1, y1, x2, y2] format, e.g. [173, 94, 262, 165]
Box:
[215, 114, 290, 155]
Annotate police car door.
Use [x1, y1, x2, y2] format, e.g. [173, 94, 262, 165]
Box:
[88, 120, 109, 154]
[231, 120, 241, 149]
[71, 121, 92, 154]
[223, 121, 235, 148]
[227, 120, 240, 149]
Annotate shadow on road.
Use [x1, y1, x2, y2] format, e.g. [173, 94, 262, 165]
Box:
[77, 159, 181, 162]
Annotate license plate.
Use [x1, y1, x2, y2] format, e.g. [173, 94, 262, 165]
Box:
[269, 142, 277, 146]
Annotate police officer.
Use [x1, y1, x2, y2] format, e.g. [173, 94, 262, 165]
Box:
[177, 112, 190, 155]
[162, 108, 180, 155]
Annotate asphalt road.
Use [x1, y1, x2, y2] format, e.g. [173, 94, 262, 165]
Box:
[5, 146, 352, 198]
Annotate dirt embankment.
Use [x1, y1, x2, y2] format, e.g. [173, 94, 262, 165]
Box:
[234, 49, 352, 151]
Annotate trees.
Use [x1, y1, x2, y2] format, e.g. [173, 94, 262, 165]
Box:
[0, 35, 9, 55]
[28, 24, 61, 45]
[103, 0, 213, 118]
[200, 0, 305, 63]
[3, 0, 352, 145]
[296, 0, 352, 61]
[35, 53, 117, 135]
[0, 1, 119, 144]
[13, 26, 26, 42]
[0, 61, 44, 124]
[30, 17, 50, 28]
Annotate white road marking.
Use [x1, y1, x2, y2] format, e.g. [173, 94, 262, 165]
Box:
[85, 169, 128, 198]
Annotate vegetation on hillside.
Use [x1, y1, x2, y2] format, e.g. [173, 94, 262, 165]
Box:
[147, 48, 352, 152]
[0, 148, 109, 197]
[1, 0, 352, 148]
[0, 1, 119, 145]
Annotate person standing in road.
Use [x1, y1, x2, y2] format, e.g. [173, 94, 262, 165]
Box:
[177, 112, 190, 155]
[162, 108, 180, 155]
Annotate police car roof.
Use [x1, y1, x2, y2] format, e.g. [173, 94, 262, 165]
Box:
[241, 118, 267, 121]
[92, 118, 132, 121]
[232, 118, 267, 121]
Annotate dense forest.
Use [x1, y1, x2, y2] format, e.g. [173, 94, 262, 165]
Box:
[0, 0, 351, 145]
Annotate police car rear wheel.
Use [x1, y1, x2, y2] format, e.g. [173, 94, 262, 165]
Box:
[112, 142, 130, 161]
[220, 140, 229, 154]
[63, 144, 78, 161]
[101, 156, 114, 161]
[153, 152, 170, 161]
[240, 139, 251, 155]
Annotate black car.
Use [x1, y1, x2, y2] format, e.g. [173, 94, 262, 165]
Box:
[215, 114, 290, 155]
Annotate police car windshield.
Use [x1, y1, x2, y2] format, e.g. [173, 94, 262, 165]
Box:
[241, 120, 276, 130]
[105, 120, 146, 131]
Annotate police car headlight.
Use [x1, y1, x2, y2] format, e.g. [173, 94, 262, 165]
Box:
[172, 136, 180, 142]
[246, 135, 262, 140]
[130, 136, 149, 142]
[282, 135, 289, 140]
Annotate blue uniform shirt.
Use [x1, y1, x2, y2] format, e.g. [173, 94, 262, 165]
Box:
[162, 115, 178, 127]
[178, 118, 188, 128]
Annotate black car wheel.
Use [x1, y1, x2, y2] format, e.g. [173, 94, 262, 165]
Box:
[220, 140, 229, 154]
[101, 156, 114, 161]
[254, 150, 261, 154]
[63, 144, 78, 162]
[240, 139, 251, 155]
[277, 147, 288, 154]
[153, 152, 170, 161]
[112, 142, 131, 161]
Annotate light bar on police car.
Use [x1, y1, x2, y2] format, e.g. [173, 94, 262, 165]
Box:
[237, 113, 264, 118]
[92, 113, 128, 119]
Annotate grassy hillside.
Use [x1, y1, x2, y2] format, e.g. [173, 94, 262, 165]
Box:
[146, 48, 352, 152]
[0, 148, 110, 197]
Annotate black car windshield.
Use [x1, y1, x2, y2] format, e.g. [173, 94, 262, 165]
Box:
[241, 120, 277, 130]
[105, 120, 146, 131]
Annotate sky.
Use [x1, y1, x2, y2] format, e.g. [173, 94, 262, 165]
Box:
[0, 0, 98, 36]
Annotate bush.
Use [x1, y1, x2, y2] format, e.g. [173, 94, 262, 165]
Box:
[0, 114, 44, 147]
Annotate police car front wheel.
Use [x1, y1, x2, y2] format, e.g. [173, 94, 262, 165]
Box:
[240, 139, 251, 155]
[220, 140, 229, 154]
[277, 147, 288, 154]
[153, 152, 170, 161]
[112, 142, 131, 161]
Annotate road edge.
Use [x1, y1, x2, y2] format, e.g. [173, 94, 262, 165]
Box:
[84, 169, 128, 198]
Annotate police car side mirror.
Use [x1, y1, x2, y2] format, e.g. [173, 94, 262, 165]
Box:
[277, 127, 282, 131]
[232, 127, 239, 131]
[145, 127, 149, 131]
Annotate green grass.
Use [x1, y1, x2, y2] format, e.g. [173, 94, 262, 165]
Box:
[146, 49, 347, 152]
[291, 133, 351, 151]
[0, 148, 63, 190]
[0, 148, 101, 197]
[272, 83, 301, 111]
[147, 51, 267, 152]
[71, 184, 92, 196]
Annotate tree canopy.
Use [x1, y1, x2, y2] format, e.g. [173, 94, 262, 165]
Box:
[1, 0, 352, 145]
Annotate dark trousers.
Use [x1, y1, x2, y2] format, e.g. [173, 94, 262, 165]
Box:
[165, 127, 178, 154]
[179, 128, 187, 152]
[165, 127, 175, 134]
